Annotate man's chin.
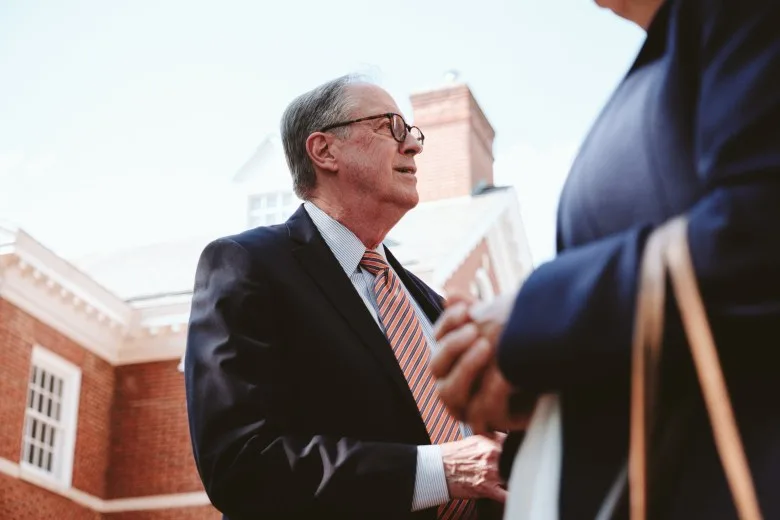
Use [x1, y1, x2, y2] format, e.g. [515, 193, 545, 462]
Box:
[378, 188, 419, 213]
[399, 190, 420, 210]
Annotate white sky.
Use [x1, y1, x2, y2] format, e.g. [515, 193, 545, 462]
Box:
[0, 0, 645, 265]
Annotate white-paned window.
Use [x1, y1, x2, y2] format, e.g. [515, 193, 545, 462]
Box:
[248, 191, 298, 227]
[20, 346, 81, 488]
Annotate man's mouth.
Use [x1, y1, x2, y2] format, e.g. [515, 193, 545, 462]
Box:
[394, 167, 417, 175]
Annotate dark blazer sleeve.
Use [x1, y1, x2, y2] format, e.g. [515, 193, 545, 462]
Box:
[184, 238, 418, 518]
[496, 0, 780, 392]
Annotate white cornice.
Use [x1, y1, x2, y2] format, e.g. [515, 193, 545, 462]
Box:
[1, 254, 126, 364]
[119, 328, 188, 365]
[10, 229, 132, 323]
[0, 225, 188, 366]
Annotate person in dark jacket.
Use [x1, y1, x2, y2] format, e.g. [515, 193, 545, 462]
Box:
[430, 0, 780, 518]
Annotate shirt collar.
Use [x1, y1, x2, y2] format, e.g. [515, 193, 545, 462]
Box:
[303, 200, 387, 276]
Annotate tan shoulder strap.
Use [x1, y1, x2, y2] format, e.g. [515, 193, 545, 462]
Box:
[629, 216, 762, 520]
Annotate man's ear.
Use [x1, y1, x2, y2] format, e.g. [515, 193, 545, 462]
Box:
[306, 132, 338, 173]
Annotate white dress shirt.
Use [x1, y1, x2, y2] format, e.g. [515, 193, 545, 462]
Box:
[303, 201, 450, 511]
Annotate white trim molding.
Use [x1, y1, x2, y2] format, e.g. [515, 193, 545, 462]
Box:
[101, 491, 212, 513]
[0, 228, 130, 364]
[0, 456, 211, 513]
[0, 456, 20, 478]
[0, 225, 189, 366]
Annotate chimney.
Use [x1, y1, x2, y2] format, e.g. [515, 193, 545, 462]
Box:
[410, 76, 496, 203]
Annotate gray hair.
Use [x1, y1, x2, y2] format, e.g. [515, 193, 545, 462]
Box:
[280, 74, 364, 199]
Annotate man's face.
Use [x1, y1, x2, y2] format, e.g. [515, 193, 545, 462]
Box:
[335, 84, 423, 211]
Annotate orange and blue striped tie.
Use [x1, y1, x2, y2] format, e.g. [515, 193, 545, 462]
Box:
[361, 250, 476, 520]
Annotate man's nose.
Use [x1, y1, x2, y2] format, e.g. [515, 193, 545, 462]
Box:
[400, 132, 423, 156]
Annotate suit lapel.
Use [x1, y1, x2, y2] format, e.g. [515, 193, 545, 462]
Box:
[286, 207, 428, 437]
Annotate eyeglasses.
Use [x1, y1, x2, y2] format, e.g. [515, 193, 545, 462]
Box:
[319, 112, 424, 146]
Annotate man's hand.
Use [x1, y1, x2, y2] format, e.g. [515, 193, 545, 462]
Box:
[431, 295, 514, 421]
[442, 290, 477, 309]
[439, 434, 507, 503]
[468, 293, 516, 337]
[460, 360, 532, 435]
[431, 295, 516, 379]
[432, 294, 534, 434]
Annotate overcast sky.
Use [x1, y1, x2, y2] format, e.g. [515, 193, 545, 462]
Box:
[0, 0, 645, 265]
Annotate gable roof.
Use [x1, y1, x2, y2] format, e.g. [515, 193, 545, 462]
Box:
[389, 188, 518, 287]
[231, 134, 293, 193]
[73, 234, 217, 302]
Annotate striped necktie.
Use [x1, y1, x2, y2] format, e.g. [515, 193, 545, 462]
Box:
[360, 250, 476, 520]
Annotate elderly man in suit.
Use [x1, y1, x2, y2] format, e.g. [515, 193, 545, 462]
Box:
[184, 75, 506, 520]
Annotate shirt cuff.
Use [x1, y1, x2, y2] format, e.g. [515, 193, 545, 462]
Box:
[411, 445, 450, 511]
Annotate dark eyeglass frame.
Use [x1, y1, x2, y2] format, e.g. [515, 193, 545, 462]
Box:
[318, 112, 425, 145]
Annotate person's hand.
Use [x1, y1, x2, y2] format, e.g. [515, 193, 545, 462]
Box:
[439, 434, 507, 503]
[431, 295, 515, 420]
[433, 294, 515, 365]
[468, 293, 515, 340]
[432, 294, 533, 433]
[442, 290, 477, 310]
[460, 359, 532, 435]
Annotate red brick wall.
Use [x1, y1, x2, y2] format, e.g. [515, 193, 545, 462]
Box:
[415, 119, 473, 202]
[0, 299, 30, 463]
[469, 109, 495, 194]
[0, 298, 114, 498]
[410, 84, 496, 203]
[108, 360, 204, 499]
[0, 298, 215, 517]
[74, 352, 115, 498]
[104, 506, 221, 520]
[443, 239, 500, 298]
[0, 471, 100, 520]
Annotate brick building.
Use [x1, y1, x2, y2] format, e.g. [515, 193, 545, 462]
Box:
[0, 81, 534, 519]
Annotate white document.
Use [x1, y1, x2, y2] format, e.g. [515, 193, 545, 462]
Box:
[503, 394, 563, 520]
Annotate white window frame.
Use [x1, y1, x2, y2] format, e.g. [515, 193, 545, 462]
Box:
[19, 345, 81, 490]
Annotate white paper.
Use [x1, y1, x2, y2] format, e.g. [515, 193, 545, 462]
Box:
[503, 394, 563, 520]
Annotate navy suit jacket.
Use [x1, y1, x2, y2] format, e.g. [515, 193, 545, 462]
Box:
[184, 207, 447, 520]
[497, 1, 780, 519]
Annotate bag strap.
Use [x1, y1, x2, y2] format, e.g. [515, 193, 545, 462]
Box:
[629, 216, 762, 520]
[627, 217, 670, 519]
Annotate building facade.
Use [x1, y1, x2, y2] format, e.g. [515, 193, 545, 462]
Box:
[0, 81, 534, 519]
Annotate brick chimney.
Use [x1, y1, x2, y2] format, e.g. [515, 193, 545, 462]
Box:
[410, 80, 496, 202]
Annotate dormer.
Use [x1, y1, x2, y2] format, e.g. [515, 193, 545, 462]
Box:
[232, 134, 301, 228]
